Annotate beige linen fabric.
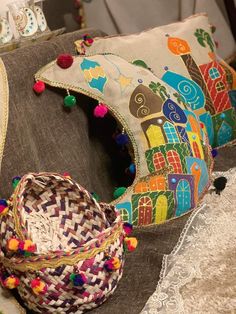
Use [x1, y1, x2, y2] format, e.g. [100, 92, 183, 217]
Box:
[75, 14, 218, 79]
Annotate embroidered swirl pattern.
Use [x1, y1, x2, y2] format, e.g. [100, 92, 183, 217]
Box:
[135, 93, 150, 118]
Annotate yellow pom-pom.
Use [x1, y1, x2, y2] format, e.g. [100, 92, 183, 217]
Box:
[31, 278, 47, 295]
[124, 237, 138, 252]
[7, 238, 20, 251]
[3, 275, 20, 289]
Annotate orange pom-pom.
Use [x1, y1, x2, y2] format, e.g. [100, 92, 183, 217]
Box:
[3, 275, 20, 289]
[31, 278, 47, 295]
[104, 257, 121, 271]
[7, 238, 20, 251]
[124, 237, 138, 252]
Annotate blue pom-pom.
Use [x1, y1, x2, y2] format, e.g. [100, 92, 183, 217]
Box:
[115, 134, 129, 146]
[0, 199, 8, 206]
[211, 148, 218, 158]
[129, 163, 136, 174]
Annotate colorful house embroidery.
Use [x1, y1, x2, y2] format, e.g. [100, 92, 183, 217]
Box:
[168, 174, 195, 216]
[131, 191, 175, 226]
[199, 60, 231, 113]
[145, 143, 190, 174]
[115, 202, 133, 224]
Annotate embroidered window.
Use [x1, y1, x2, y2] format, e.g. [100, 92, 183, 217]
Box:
[166, 150, 182, 173]
[192, 142, 201, 159]
[209, 67, 220, 80]
[153, 152, 166, 171]
[163, 122, 179, 143]
[216, 81, 225, 92]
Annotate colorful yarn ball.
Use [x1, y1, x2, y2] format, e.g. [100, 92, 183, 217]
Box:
[211, 148, 218, 158]
[70, 273, 87, 286]
[124, 237, 138, 252]
[7, 238, 20, 251]
[33, 81, 45, 94]
[115, 133, 129, 146]
[64, 95, 77, 108]
[83, 34, 94, 47]
[113, 187, 126, 199]
[93, 103, 108, 118]
[63, 172, 71, 179]
[57, 54, 74, 69]
[129, 163, 136, 174]
[19, 240, 36, 254]
[12, 176, 21, 189]
[104, 257, 121, 271]
[31, 278, 47, 295]
[3, 275, 20, 289]
[0, 199, 8, 215]
[123, 222, 133, 236]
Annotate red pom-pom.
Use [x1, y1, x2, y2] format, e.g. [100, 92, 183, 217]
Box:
[94, 103, 108, 118]
[57, 54, 74, 69]
[33, 81, 45, 94]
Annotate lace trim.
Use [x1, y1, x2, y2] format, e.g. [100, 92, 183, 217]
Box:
[141, 167, 236, 314]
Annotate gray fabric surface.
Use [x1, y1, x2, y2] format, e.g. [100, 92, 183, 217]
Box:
[0, 28, 117, 202]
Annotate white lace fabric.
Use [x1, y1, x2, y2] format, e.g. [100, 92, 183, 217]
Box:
[141, 168, 236, 314]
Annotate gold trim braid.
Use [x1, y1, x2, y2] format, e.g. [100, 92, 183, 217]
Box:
[0, 59, 9, 175]
[0, 225, 123, 272]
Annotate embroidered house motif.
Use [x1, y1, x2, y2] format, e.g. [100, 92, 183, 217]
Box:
[35, 54, 212, 226]
[75, 15, 236, 149]
[164, 36, 236, 148]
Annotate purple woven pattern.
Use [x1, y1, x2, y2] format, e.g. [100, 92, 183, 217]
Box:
[0, 173, 125, 313]
[12, 236, 124, 313]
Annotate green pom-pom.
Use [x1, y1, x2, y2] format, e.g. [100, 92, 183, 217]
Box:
[91, 192, 100, 202]
[69, 273, 76, 281]
[12, 176, 21, 189]
[64, 95, 76, 108]
[113, 187, 126, 199]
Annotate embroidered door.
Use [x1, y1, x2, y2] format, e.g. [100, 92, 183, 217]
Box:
[191, 162, 201, 203]
[217, 121, 232, 146]
[153, 152, 166, 171]
[138, 196, 153, 225]
[146, 125, 165, 148]
[155, 195, 168, 223]
[166, 150, 182, 173]
[176, 179, 191, 216]
[192, 141, 201, 159]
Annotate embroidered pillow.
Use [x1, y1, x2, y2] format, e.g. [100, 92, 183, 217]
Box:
[75, 14, 236, 149]
[35, 54, 213, 226]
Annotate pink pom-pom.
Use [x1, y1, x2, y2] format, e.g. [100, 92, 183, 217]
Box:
[57, 54, 74, 69]
[93, 104, 108, 118]
[33, 81, 45, 94]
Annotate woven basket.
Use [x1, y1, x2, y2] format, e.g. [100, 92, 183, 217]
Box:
[0, 173, 129, 313]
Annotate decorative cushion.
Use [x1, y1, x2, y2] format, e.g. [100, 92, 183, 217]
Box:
[35, 54, 213, 226]
[75, 14, 236, 148]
